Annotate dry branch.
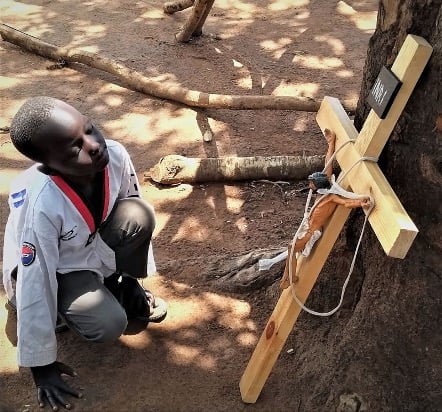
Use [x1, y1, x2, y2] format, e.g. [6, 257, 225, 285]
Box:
[145, 154, 325, 184]
[192, 0, 215, 36]
[163, 0, 195, 14]
[0, 24, 357, 112]
[175, 0, 215, 41]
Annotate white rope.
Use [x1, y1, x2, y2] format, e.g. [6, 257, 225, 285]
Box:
[286, 141, 378, 316]
[288, 198, 375, 316]
[335, 156, 378, 185]
[258, 139, 356, 272]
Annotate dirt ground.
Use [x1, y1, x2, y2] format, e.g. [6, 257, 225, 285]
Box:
[0, 1, 378, 411]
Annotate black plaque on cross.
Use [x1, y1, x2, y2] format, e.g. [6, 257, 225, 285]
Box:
[367, 66, 402, 119]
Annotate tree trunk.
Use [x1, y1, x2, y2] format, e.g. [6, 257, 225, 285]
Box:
[296, 2, 442, 411]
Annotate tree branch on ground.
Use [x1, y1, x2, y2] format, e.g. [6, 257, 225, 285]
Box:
[0, 24, 357, 112]
[163, 0, 195, 14]
[175, 0, 215, 41]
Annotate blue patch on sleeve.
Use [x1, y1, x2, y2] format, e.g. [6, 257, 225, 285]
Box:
[11, 189, 26, 208]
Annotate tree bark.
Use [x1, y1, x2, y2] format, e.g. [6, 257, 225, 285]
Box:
[297, 2, 442, 411]
[163, 0, 195, 15]
[0, 24, 357, 112]
[145, 154, 326, 184]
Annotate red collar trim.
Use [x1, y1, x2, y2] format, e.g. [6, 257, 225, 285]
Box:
[50, 167, 110, 232]
[102, 167, 110, 222]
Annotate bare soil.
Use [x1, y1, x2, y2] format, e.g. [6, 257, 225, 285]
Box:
[0, 1, 378, 411]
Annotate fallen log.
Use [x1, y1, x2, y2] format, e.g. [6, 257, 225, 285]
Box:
[145, 154, 325, 184]
[0, 24, 357, 112]
[163, 0, 195, 14]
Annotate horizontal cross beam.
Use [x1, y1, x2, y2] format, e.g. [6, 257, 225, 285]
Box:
[316, 97, 418, 258]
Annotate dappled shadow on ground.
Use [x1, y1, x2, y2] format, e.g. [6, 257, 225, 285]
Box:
[0, 0, 377, 410]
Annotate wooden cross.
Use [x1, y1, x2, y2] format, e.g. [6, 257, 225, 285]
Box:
[239, 34, 433, 403]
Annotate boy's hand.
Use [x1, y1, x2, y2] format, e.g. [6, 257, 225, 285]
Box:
[30, 361, 82, 410]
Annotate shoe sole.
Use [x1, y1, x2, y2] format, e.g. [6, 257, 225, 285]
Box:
[136, 296, 168, 323]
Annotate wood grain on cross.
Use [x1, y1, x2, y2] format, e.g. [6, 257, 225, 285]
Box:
[239, 34, 432, 403]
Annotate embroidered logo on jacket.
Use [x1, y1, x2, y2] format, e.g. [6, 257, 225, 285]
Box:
[21, 242, 36, 266]
[60, 225, 78, 241]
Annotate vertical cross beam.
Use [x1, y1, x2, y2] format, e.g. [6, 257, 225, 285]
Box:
[239, 35, 432, 403]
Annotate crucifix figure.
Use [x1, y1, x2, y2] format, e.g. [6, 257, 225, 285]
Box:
[239, 34, 432, 404]
[280, 128, 373, 290]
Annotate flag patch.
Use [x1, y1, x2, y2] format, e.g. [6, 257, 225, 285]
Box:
[21, 242, 36, 266]
[11, 189, 26, 208]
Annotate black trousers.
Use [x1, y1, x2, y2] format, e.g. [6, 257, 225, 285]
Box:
[56, 198, 155, 342]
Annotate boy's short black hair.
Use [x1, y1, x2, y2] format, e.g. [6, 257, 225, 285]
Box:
[10, 96, 59, 162]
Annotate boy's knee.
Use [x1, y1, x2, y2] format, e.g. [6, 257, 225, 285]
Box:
[115, 198, 156, 235]
[84, 309, 128, 343]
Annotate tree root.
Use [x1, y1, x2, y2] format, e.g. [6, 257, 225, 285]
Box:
[206, 248, 286, 292]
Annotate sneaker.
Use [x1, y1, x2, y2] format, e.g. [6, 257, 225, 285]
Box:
[118, 276, 168, 323]
[138, 290, 168, 323]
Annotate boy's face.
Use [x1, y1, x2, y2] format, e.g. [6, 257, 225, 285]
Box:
[37, 100, 109, 178]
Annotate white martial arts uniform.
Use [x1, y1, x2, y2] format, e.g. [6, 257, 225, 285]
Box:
[2, 139, 154, 367]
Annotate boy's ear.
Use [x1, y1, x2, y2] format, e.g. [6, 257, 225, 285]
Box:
[31, 128, 51, 163]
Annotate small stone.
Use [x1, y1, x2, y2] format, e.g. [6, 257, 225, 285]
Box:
[203, 130, 213, 142]
[337, 393, 366, 412]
